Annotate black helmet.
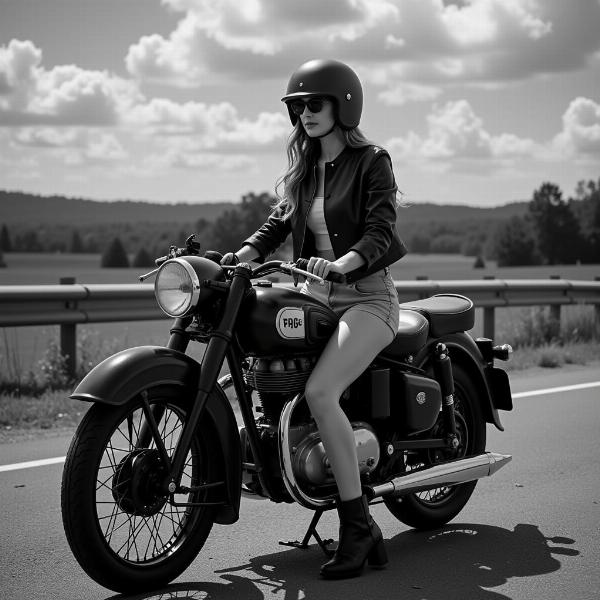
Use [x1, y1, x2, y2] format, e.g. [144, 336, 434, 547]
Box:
[281, 59, 363, 130]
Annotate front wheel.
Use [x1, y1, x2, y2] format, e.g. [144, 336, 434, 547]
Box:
[384, 364, 486, 529]
[61, 385, 221, 593]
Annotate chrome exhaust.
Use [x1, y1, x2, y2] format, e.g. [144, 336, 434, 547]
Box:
[367, 452, 512, 499]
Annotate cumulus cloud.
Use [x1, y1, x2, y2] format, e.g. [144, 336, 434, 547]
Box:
[125, 0, 600, 101]
[553, 97, 600, 157]
[0, 40, 140, 126]
[127, 97, 288, 151]
[387, 99, 537, 163]
[0, 39, 287, 170]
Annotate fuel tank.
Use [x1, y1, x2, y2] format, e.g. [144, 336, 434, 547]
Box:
[236, 283, 338, 356]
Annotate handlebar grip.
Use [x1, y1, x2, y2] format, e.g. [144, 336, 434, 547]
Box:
[294, 259, 346, 284]
[155, 255, 169, 266]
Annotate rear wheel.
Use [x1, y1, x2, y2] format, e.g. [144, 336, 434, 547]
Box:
[384, 364, 486, 529]
[61, 385, 220, 593]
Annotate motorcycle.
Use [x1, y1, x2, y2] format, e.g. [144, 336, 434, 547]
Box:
[61, 235, 514, 593]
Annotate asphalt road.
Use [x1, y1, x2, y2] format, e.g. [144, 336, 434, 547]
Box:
[1, 365, 599, 600]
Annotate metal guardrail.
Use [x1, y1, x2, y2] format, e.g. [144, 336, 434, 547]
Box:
[1, 278, 599, 376]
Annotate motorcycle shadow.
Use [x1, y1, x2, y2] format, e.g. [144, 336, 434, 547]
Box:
[105, 522, 578, 600]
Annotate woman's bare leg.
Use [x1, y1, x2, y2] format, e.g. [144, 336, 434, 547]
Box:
[304, 310, 394, 501]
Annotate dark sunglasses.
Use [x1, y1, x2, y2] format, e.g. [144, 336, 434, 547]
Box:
[289, 97, 327, 116]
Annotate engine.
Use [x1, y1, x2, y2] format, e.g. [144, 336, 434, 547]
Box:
[241, 356, 381, 495]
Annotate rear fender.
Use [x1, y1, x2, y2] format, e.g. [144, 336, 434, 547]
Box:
[414, 334, 505, 431]
[71, 345, 242, 524]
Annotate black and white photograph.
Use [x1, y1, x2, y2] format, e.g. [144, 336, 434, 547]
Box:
[1, 1, 599, 599]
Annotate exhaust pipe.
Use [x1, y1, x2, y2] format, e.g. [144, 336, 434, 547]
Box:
[367, 452, 512, 499]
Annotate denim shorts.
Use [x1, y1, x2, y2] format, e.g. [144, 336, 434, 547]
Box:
[300, 267, 400, 340]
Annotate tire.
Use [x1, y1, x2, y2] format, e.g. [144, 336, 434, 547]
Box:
[61, 385, 220, 593]
[384, 364, 486, 529]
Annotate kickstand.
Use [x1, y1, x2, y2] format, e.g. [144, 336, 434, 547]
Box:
[279, 508, 335, 556]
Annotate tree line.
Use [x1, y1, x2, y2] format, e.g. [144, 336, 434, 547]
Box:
[492, 178, 600, 266]
[1, 180, 598, 268]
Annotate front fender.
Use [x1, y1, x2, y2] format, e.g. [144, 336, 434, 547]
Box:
[71, 345, 201, 405]
[415, 333, 505, 431]
[72, 345, 242, 525]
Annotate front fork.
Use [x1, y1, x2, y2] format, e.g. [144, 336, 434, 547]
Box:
[138, 264, 253, 495]
[433, 343, 460, 449]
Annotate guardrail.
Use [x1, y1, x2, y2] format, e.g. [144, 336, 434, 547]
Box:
[1, 278, 599, 377]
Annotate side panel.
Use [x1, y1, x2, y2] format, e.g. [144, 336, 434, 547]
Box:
[414, 333, 505, 431]
[71, 345, 242, 524]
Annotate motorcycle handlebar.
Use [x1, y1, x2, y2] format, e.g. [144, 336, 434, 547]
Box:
[294, 259, 346, 284]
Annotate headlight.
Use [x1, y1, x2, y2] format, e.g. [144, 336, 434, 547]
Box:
[154, 258, 201, 317]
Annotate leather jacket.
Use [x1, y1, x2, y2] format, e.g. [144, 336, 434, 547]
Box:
[243, 144, 407, 283]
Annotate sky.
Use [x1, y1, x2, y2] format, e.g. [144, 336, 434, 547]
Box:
[0, 0, 599, 207]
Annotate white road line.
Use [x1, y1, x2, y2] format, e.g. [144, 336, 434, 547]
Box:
[1, 381, 599, 473]
[0, 456, 66, 473]
[512, 381, 600, 399]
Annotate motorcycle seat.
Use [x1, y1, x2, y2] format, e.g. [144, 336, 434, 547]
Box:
[398, 294, 475, 337]
[381, 309, 429, 358]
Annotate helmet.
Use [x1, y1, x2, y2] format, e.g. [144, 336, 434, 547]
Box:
[281, 59, 363, 130]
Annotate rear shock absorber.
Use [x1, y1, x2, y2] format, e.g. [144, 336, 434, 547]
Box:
[433, 343, 459, 449]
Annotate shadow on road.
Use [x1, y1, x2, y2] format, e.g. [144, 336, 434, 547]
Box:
[105, 522, 578, 600]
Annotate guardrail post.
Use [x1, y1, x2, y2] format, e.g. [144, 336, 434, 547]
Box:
[549, 275, 561, 336]
[60, 277, 76, 379]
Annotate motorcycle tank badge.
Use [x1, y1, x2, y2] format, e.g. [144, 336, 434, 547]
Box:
[276, 307, 305, 339]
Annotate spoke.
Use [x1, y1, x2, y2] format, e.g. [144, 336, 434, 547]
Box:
[103, 503, 121, 543]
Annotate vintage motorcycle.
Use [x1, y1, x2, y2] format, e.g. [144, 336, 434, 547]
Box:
[61, 235, 513, 593]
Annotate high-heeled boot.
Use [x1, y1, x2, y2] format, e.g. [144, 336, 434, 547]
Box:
[320, 494, 388, 579]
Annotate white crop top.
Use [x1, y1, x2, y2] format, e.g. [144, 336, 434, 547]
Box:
[306, 196, 336, 260]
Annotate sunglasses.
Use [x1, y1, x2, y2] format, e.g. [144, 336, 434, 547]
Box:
[289, 97, 327, 116]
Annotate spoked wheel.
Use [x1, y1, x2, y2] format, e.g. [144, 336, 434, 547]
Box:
[384, 364, 486, 529]
[61, 385, 220, 593]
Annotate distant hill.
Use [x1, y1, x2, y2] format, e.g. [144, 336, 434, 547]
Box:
[0, 191, 232, 227]
[0, 189, 528, 228]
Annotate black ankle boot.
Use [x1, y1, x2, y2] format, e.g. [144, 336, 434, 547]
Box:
[320, 494, 388, 579]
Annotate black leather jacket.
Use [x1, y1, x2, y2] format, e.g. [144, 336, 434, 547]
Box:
[243, 144, 407, 283]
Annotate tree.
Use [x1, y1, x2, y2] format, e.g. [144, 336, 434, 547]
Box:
[17, 229, 44, 252]
[493, 216, 539, 266]
[132, 247, 154, 268]
[207, 191, 275, 253]
[571, 177, 600, 262]
[0, 249, 6, 268]
[1, 224, 12, 252]
[70, 230, 85, 253]
[528, 182, 584, 264]
[101, 237, 130, 268]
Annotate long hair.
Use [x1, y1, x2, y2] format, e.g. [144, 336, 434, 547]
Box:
[273, 124, 373, 221]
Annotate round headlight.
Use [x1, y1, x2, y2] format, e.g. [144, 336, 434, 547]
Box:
[154, 258, 201, 317]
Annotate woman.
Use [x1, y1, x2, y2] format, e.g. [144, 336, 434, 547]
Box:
[222, 59, 407, 579]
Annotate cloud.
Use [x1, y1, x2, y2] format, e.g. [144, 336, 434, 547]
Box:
[0, 39, 140, 126]
[553, 97, 600, 157]
[1, 39, 287, 169]
[125, 0, 600, 100]
[378, 82, 442, 106]
[386, 99, 537, 163]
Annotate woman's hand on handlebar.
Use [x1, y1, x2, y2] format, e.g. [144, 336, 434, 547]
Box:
[296, 257, 346, 283]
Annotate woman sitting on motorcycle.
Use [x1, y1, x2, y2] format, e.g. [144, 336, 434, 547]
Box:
[221, 59, 407, 579]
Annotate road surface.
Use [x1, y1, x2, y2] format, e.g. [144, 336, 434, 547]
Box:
[1, 365, 599, 600]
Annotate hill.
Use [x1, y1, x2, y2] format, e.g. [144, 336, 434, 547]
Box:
[0, 189, 528, 228]
[0, 191, 232, 227]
